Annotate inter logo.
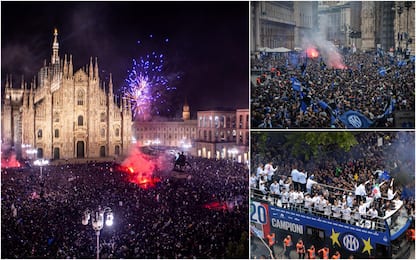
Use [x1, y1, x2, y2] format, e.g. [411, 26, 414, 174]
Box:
[343, 234, 360, 252]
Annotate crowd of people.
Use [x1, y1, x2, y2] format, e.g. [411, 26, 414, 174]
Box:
[251, 132, 415, 229]
[1, 155, 248, 258]
[251, 50, 415, 128]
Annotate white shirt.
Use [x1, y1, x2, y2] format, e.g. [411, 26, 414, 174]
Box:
[304, 196, 313, 209]
[306, 178, 317, 191]
[250, 176, 257, 188]
[256, 166, 266, 179]
[298, 171, 307, 184]
[358, 204, 367, 216]
[342, 207, 352, 219]
[281, 191, 289, 203]
[367, 208, 378, 219]
[332, 205, 342, 218]
[291, 169, 300, 183]
[270, 182, 280, 195]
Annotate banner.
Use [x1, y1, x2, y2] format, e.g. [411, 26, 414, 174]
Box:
[339, 111, 373, 128]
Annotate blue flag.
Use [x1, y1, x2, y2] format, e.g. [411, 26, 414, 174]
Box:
[379, 171, 391, 181]
[300, 101, 307, 112]
[318, 100, 329, 110]
[398, 60, 407, 67]
[378, 67, 386, 76]
[339, 110, 373, 128]
[291, 77, 302, 92]
[383, 98, 396, 116]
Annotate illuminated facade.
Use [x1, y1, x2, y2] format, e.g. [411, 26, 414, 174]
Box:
[134, 107, 249, 163]
[1, 29, 132, 160]
[195, 109, 249, 163]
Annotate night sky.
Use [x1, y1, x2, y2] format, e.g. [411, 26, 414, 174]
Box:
[1, 1, 249, 117]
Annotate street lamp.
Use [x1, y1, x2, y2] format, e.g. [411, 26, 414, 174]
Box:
[82, 207, 113, 259]
[33, 158, 49, 178]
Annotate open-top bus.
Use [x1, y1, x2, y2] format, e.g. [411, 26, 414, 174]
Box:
[250, 185, 413, 259]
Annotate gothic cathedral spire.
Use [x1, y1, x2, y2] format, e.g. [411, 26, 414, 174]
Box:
[51, 28, 60, 65]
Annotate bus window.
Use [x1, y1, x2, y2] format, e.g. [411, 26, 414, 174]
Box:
[306, 226, 325, 241]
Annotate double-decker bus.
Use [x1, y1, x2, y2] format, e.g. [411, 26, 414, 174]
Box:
[250, 185, 413, 259]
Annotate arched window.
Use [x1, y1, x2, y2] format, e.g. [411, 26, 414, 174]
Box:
[78, 115, 83, 126]
[77, 90, 84, 106]
[100, 128, 105, 138]
[100, 112, 106, 122]
[37, 129, 43, 138]
[115, 128, 120, 137]
[115, 145, 120, 156]
[54, 129, 59, 138]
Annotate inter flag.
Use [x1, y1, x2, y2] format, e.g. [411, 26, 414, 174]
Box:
[398, 60, 407, 67]
[291, 77, 302, 92]
[378, 67, 386, 76]
[383, 98, 396, 116]
[339, 110, 373, 128]
[380, 170, 391, 181]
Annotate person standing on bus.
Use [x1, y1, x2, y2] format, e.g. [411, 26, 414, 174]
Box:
[307, 245, 316, 259]
[296, 238, 306, 259]
[256, 163, 266, 180]
[387, 178, 397, 200]
[283, 235, 293, 259]
[270, 180, 280, 205]
[281, 188, 289, 209]
[331, 251, 341, 259]
[264, 161, 278, 183]
[355, 180, 370, 204]
[318, 246, 329, 259]
[306, 175, 317, 194]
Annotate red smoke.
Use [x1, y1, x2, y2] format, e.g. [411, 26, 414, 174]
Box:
[203, 201, 228, 211]
[120, 147, 160, 188]
[1, 152, 21, 169]
[306, 47, 319, 58]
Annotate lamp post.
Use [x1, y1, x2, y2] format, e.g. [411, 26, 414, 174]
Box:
[82, 207, 113, 259]
[33, 158, 49, 179]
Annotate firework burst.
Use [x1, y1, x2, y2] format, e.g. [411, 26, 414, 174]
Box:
[122, 35, 178, 120]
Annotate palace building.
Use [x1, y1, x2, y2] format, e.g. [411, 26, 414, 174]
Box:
[1, 29, 132, 160]
[134, 107, 250, 163]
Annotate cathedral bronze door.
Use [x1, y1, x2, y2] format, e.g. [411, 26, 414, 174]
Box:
[100, 146, 106, 157]
[76, 141, 85, 158]
[53, 148, 60, 160]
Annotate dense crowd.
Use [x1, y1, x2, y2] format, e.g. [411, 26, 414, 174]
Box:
[251, 51, 415, 128]
[251, 132, 415, 227]
[1, 156, 248, 258]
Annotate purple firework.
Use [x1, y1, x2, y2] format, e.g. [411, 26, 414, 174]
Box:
[123, 41, 177, 120]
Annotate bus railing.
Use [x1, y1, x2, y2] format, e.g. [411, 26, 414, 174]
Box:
[250, 187, 387, 232]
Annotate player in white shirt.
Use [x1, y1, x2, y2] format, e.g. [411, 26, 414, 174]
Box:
[264, 162, 278, 182]
[332, 200, 342, 219]
[250, 173, 258, 188]
[256, 163, 266, 180]
[281, 188, 289, 209]
[387, 178, 397, 200]
[341, 204, 352, 223]
[304, 194, 313, 214]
